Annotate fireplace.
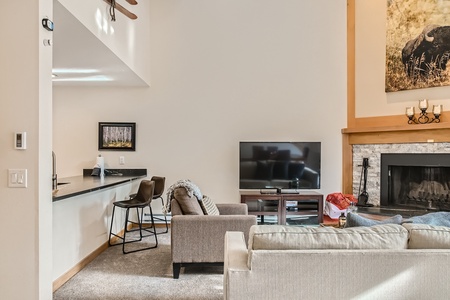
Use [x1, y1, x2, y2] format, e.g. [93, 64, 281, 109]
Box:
[380, 153, 450, 211]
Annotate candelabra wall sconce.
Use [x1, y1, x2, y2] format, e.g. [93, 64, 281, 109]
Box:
[406, 99, 442, 124]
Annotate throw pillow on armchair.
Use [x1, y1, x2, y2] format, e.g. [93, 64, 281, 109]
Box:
[173, 187, 204, 215]
[166, 179, 220, 216]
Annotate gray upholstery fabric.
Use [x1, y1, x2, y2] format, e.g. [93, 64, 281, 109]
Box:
[345, 212, 403, 227]
[170, 199, 183, 216]
[171, 203, 257, 264]
[216, 203, 248, 215]
[403, 211, 450, 227]
[172, 187, 204, 215]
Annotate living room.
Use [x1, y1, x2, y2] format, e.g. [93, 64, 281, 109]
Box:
[2, 0, 450, 299]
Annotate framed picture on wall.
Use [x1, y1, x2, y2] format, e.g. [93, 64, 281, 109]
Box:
[98, 122, 136, 151]
[386, 1, 450, 92]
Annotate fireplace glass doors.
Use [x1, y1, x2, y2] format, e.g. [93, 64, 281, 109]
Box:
[380, 153, 450, 211]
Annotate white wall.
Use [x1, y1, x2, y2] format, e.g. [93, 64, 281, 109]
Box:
[355, 0, 450, 118]
[53, 0, 348, 212]
[58, 0, 151, 84]
[0, 0, 53, 299]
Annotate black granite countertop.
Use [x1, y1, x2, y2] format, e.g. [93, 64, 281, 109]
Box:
[52, 169, 147, 202]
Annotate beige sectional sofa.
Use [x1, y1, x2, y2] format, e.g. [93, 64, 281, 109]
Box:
[224, 223, 450, 300]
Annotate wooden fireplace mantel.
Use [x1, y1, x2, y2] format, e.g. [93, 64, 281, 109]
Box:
[342, 122, 450, 145]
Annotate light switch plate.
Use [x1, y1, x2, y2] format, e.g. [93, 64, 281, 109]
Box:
[8, 169, 27, 188]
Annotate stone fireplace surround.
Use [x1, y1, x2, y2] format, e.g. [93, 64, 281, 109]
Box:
[352, 142, 450, 207]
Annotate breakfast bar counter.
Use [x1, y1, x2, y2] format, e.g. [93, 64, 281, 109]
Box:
[53, 174, 146, 201]
[52, 168, 147, 286]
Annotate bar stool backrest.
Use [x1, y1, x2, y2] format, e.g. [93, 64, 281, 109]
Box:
[150, 176, 165, 199]
[134, 180, 155, 204]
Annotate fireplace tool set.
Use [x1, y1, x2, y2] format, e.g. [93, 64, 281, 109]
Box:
[357, 158, 373, 207]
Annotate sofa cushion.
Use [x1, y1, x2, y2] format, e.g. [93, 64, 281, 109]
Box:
[199, 195, 219, 215]
[345, 212, 403, 227]
[248, 224, 408, 251]
[403, 223, 450, 249]
[173, 187, 204, 215]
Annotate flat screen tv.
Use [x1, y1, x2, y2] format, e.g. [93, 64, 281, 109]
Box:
[239, 142, 321, 190]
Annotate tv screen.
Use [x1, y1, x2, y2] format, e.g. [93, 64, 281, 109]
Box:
[239, 142, 321, 190]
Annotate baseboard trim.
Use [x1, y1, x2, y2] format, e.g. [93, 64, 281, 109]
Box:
[52, 223, 170, 292]
[52, 241, 109, 292]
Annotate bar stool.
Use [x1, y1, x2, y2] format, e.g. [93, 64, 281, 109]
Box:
[150, 176, 168, 233]
[108, 180, 158, 254]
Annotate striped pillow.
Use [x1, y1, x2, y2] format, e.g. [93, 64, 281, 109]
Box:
[200, 195, 220, 215]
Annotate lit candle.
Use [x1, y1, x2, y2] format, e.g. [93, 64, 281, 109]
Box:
[419, 99, 428, 109]
[406, 106, 415, 117]
[433, 104, 442, 115]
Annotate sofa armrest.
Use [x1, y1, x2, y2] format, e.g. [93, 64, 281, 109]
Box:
[217, 203, 248, 215]
[224, 231, 250, 271]
[171, 215, 256, 263]
[224, 231, 251, 300]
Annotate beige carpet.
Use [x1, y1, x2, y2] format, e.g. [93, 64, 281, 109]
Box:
[53, 229, 223, 300]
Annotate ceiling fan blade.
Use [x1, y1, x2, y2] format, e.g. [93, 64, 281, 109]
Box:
[104, 0, 137, 20]
[126, 0, 138, 5]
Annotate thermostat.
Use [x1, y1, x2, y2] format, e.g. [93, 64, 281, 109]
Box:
[42, 18, 54, 31]
[15, 132, 26, 150]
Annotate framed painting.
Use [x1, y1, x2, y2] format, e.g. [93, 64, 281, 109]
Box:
[98, 122, 136, 151]
[385, 0, 450, 92]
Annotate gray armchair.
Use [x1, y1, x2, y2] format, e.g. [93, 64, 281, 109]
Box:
[170, 188, 256, 279]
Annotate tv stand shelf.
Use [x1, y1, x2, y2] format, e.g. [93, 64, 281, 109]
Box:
[240, 191, 323, 225]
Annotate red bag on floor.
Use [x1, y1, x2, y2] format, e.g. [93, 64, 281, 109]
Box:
[326, 193, 357, 210]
